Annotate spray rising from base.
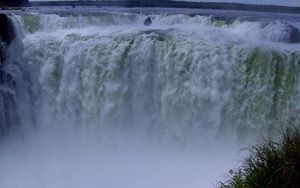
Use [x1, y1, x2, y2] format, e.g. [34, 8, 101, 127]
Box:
[0, 128, 241, 188]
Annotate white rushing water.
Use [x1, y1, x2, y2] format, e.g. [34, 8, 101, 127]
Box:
[1, 10, 300, 188]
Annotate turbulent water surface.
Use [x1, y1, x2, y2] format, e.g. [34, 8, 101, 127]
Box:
[1, 7, 300, 188]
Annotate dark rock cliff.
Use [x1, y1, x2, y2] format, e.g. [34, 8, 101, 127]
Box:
[0, 14, 14, 46]
[0, 13, 15, 84]
[0, 13, 17, 136]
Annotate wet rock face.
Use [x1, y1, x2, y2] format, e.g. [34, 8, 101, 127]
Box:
[286, 25, 300, 43]
[267, 23, 300, 44]
[144, 17, 152, 26]
[0, 14, 17, 136]
[0, 14, 11, 68]
[0, 41, 5, 68]
[0, 14, 14, 45]
[0, 13, 15, 69]
[0, 14, 16, 88]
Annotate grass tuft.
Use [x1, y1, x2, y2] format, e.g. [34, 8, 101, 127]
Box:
[218, 127, 300, 188]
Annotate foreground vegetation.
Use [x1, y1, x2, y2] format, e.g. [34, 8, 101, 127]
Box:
[218, 128, 300, 188]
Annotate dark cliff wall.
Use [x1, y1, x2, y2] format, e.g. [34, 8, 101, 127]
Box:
[0, 13, 15, 83]
[0, 13, 17, 136]
[0, 14, 14, 45]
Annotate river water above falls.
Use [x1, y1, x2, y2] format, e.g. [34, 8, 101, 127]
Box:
[0, 7, 300, 188]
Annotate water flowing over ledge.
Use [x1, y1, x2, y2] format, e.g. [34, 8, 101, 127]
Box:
[1, 9, 300, 142]
[0, 8, 300, 187]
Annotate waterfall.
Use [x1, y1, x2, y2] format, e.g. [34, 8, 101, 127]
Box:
[0, 12, 299, 143]
[1, 9, 300, 188]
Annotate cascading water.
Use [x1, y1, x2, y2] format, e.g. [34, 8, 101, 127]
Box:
[8, 12, 300, 141]
[1, 9, 300, 188]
